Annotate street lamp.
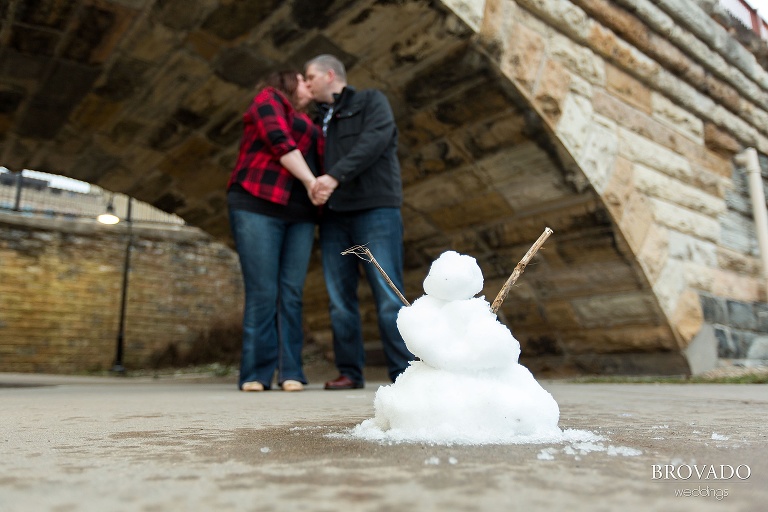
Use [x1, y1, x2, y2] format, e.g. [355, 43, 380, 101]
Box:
[98, 195, 133, 375]
[97, 195, 119, 225]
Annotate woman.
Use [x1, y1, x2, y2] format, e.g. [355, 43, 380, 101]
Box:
[227, 70, 324, 392]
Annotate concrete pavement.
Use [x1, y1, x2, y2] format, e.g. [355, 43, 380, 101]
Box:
[0, 371, 766, 512]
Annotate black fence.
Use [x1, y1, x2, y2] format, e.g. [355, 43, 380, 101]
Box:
[0, 168, 184, 225]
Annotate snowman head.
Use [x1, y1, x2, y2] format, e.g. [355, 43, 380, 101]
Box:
[423, 251, 484, 301]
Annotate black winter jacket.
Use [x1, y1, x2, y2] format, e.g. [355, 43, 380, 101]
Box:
[320, 86, 403, 212]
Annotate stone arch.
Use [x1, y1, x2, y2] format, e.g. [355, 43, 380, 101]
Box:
[3, 0, 768, 374]
[469, 0, 768, 373]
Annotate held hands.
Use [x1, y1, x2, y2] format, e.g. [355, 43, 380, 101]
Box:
[309, 174, 338, 206]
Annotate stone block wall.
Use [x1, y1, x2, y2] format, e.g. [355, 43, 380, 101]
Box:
[707, 151, 768, 359]
[0, 211, 243, 374]
[477, 0, 768, 369]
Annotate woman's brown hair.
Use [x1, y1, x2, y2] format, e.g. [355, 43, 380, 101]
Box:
[257, 70, 303, 110]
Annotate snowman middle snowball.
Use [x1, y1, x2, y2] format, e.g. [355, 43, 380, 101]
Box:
[397, 250, 520, 372]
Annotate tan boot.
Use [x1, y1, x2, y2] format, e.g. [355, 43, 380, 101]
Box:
[281, 380, 303, 392]
[241, 381, 264, 392]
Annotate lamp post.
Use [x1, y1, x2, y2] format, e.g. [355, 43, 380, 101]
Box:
[98, 194, 132, 375]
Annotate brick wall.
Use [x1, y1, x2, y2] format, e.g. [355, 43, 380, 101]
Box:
[0, 211, 243, 373]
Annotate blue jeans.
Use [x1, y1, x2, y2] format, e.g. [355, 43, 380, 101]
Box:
[229, 208, 315, 389]
[320, 207, 414, 383]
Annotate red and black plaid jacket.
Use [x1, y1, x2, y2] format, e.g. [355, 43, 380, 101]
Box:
[227, 87, 321, 205]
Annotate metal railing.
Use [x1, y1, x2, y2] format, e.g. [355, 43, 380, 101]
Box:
[0, 168, 184, 225]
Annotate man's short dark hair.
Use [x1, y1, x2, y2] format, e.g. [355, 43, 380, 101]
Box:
[305, 54, 347, 82]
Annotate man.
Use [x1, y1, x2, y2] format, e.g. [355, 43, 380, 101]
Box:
[305, 54, 414, 389]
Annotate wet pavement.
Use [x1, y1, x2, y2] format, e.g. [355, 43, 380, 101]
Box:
[0, 371, 765, 511]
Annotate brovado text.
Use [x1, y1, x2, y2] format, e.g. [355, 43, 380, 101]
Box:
[652, 464, 751, 480]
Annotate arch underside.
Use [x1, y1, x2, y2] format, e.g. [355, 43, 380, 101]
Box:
[0, 0, 690, 374]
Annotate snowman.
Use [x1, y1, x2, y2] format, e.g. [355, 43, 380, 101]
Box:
[354, 251, 561, 445]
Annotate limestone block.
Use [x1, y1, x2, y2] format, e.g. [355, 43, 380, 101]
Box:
[548, 31, 605, 87]
[459, 112, 528, 159]
[651, 92, 704, 142]
[748, 109, 768, 142]
[605, 63, 651, 114]
[442, 0, 486, 31]
[620, 191, 655, 252]
[159, 136, 219, 177]
[495, 175, 570, 212]
[637, 223, 669, 284]
[125, 21, 180, 63]
[684, 264, 763, 303]
[556, 92, 593, 157]
[97, 166, 138, 193]
[601, 155, 633, 220]
[131, 53, 211, 119]
[594, 90, 727, 178]
[691, 165, 732, 199]
[568, 73, 593, 97]
[534, 58, 572, 122]
[403, 167, 486, 211]
[571, 292, 660, 328]
[183, 0, 243, 36]
[716, 246, 761, 275]
[580, 0, 649, 47]
[427, 191, 515, 230]
[648, 31, 706, 86]
[475, 142, 549, 183]
[500, 22, 546, 93]
[516, 0, 591, 40]
[478, 0, 518, 51]
[180, 76, 243, 120]
[400, 109, 454, 148]
[579, 116, 617, 194]
[671, 288, 704, 345]
[529, 261, 640, 301]
[478, 216, 559, 252]
[618, 127, 694, 183]
[703, 73, 741, 112]
[547, 229, 631, 268]
[651, 258, 687, 315]
[124, 148, 165, 177]
[703, 122, 741, 157]
[540, 300, 581, 329]
[560, 325, 676, 354]
[334, 1, 462, 59]
[650, 198, 720, 243]
[402, 210, 439, 243]
[184, 30, 225, 61]
[667, 231, 717, 267]
[633, 163, 724, 218]
[410, 138, 470, 178]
